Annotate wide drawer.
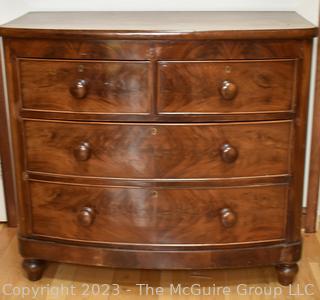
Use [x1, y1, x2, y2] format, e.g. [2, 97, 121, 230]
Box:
[24, 120, 292, 179]
[19, 59, 151, 114]
[158, 60, 296, 114]
[29, 181, 287, 245]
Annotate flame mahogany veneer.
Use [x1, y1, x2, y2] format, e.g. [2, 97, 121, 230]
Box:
[0, 11, 317, 285]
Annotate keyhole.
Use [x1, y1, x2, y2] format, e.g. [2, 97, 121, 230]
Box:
[225, 66, 232, 74]
[151, 128, 158, 135]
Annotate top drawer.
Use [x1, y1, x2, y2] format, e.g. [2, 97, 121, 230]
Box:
[19, 59, 151, 114]
[17, 58, 297, 118]
[157, 60, 297, 115]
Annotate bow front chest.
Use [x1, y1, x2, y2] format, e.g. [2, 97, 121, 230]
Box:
[0, 11, 317, 284]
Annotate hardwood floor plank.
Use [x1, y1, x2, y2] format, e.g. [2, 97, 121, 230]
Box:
[110, 269, 144, 300]
[0, 226, 15, 260]
[70, 266, 114, 300]
[309, 262, 320, 291]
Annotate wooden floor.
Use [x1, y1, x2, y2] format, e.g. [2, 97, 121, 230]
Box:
[0, 223, 319, 299]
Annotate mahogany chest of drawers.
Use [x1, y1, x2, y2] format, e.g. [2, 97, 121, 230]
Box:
[0, 11, 317, 285]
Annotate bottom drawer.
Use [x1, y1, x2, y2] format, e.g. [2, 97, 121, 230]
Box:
[29, 181, 287, 246]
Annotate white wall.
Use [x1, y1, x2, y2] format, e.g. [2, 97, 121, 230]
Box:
[0, 0, 319, 221]
[4, 0, 302, 13]
[0, 0, 313, 22]
[296, 1, 320, 216]
[0, 0, 30, 24]
[0, 166, 6, 221]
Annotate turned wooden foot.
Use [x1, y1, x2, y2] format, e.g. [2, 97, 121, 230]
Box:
[22, 259, 46, 281]
[276, 263, 299, 286]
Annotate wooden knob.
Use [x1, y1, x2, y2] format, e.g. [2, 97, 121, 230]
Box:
[220, 143, 238, 163]
[219, 80, 238, 100]
[220, 208, 237, 228]
[77, 207, 95, 227]
[70, 79, 88, 99]
[74, 142, 91, 161]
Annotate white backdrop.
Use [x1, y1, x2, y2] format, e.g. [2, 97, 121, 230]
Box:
[0, 0, 319, 221]
[0, 0, 318, 25]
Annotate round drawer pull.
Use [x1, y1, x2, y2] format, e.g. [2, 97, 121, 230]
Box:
[77, 207, 95, 227]
[220, 208, 237, 228]
[74, 142, 91, 161]
[220, 143, 238, 163]
[219, 80, 238, 100]
[70, 79, 88, 99]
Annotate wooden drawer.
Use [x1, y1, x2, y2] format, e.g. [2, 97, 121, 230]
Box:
[157, 60, 297, 114]
[24, 120, 292, 179]
[19, 59, 151, 114]
[29, 181, 287, 245]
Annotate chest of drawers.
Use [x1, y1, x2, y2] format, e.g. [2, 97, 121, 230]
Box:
[0, 11, 317, 285]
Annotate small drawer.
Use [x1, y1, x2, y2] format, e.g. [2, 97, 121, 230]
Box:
[19, 59, 151, 114]
[29, 182, 287, 245]
[157, 60, 297, 114]
[24, 120, 292, 179]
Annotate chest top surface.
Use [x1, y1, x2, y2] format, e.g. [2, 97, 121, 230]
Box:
[0, 11, 317, 39]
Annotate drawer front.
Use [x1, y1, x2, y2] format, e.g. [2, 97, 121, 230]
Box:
[9, 39, 303, 61]
[19, 59, 151, 114]
[30, 182, 287, 245]
[158, 60, 296, 114]
[25, 120, 291, 179]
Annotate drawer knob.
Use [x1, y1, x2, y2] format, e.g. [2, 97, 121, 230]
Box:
[220, 143, 238, 163]
[220, 208, 237, 228]
[220, 80, 238, 100]
[70, 79, 88, 99]
[74, 142, 91, 161]
[77, 207, 95, 227]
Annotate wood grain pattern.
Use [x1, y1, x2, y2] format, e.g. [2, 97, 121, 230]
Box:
[24, 120, 292, 179]
[7, 39, 152, 60]
[287, 40, 313, 243]
[1, 224, 320, 299]
[27, 172, 290, 187]
[20, 110, 295, 123]
[6, 39, 307, 61]
[19, 237, 302, 270]
[29, 181, 288, 245]
[0, 11, 315, 284]
[19, 59, 151, 114]
[158, 60, 296, 114]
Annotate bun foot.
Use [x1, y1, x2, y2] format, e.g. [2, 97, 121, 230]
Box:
[22, 259, 46, 281]
[276, 263, 298, 286]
